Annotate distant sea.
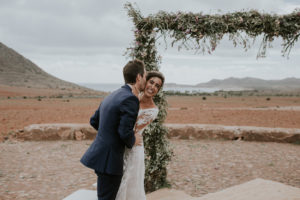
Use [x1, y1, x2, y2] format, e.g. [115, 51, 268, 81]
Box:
[78, 83, 219, 93]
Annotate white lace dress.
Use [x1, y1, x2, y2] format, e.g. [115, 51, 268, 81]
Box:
[116, 107, 159, 200]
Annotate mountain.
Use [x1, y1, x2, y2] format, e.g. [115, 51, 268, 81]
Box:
[195, 77, 300, 90]
[165, 77, 300, 91]
[0, 42, 85, 90]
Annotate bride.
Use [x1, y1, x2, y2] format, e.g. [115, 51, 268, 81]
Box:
[116, 71, 165, 200]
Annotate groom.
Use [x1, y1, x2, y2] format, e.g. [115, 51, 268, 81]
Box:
[80, 59, 146, 200]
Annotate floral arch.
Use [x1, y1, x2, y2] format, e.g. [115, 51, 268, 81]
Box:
[125, 3, 300, 192]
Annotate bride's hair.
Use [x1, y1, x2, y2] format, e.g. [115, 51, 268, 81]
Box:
[146, 71, 165, 90]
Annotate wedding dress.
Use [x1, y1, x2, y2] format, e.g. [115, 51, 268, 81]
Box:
[116, 107, 159, 200]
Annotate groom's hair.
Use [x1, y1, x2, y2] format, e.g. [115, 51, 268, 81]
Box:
[123, 59, 145, 84]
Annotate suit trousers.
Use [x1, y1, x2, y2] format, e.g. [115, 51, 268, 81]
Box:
[95, 171, 122, 200]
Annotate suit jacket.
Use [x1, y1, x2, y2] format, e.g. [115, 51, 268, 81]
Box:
[80, 84, 139, 175]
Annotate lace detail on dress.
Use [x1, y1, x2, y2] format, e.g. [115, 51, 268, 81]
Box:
[135, 108, 159, 136]
[115, 107, 158, 200]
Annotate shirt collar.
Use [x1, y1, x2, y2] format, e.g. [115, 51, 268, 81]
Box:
[127, 84, 133, 90]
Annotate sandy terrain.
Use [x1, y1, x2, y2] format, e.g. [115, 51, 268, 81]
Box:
[1, 95, 300, 135]
[1, 87, 300, 199]
[0, 139, 299, 200]
[0, 84, 104, 98]
[166, 96, 300, 128]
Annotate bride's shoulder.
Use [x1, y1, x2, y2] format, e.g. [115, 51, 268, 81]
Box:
[151, 106, 159, 115]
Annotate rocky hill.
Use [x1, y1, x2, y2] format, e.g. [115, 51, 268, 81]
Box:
[0, 42, 86, 90]
[196, 77, 300, 90]
[165, 77, 300, 91]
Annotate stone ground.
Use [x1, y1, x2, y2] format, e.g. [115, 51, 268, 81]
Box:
[0, 139, 299, 200]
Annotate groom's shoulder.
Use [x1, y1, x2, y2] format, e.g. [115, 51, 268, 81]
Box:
[108, 85, 137, 102]
[112, 85, 130, 96]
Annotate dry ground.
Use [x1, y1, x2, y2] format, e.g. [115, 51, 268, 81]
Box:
[166, 96, 300, 128]
[1, 96, 300, 135]
[0, 139, 299, 200]
[1, 87, 300, 199]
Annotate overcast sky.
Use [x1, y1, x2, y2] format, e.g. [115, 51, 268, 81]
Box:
[0, 0, 299, 85]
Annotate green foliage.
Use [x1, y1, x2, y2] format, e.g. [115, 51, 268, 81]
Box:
[126, 3, 300, 58]
[293, 140, 300, 145]
[143, 123, 173, 192]
[125, 3, 173, 192]
[124, 2, 299, 192]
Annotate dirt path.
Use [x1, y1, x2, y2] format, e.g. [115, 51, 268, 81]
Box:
[0, 139, 299, 199]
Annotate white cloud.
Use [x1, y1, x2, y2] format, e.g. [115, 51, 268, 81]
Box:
[0, 0, 299, 84]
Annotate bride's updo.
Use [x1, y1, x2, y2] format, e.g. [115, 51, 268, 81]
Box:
[146, 71, 165, 90]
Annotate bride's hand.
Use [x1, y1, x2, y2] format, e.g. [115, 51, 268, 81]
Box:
[138, 92, 144, 101]
[134, 133, 142, 146]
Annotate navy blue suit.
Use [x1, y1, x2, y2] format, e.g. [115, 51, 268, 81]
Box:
[80, 84, 139, 200]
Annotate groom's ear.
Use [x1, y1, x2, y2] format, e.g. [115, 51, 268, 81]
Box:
[136, 74, 141, 82]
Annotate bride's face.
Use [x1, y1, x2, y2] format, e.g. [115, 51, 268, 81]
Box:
[144, 77, 162, 97]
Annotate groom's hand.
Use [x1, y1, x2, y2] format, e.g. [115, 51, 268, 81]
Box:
[134, 133, 142, 146]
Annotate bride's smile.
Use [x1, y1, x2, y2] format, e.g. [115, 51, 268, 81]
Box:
[144, 77, 162, 98]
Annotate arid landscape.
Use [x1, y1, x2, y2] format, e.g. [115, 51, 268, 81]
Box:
[1, 42, 300, 199]
[1, 87, 300, 135]
[1, 139, 299, 200]
[1, 85, 300, 199]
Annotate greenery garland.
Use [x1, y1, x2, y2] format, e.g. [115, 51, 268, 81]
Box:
[126, 3, 300, 58]
[125, 3, 173, 192]
[125, 2, 299, 192]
